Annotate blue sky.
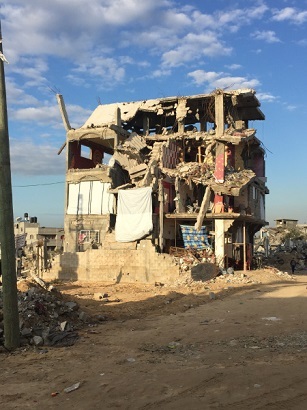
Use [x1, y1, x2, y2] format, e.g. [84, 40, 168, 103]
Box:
[1, 0, 307, 227]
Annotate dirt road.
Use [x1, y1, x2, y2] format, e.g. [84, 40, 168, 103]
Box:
[1, 268, 307, 409]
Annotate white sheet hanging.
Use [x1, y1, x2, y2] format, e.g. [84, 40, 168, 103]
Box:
[102, 182, 114, 214]
[115, 187, 152, 242]
[67, 183, 80, 214]
[90, 181, 114, 214]
[67, 181, 114, 215]
[90, 181, 103, 214]
[78, 181, 91, 214]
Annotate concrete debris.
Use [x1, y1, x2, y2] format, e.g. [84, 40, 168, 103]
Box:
[170, 265, 295, 290]
[33, 335, 44, 346]
[163, 163, 255, 196]
[209, 292, 216, 300]
[0, 278, 101, 348]
[93, 292, 105, 300]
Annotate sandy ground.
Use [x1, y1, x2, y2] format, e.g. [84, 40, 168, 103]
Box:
[1, 268, 307, 409]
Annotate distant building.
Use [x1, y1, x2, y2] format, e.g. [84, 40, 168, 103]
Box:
[14, 215, 64, 254]
[275, 219, 298, 229]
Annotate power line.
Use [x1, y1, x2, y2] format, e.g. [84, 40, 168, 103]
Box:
[13, 181, 65, 188]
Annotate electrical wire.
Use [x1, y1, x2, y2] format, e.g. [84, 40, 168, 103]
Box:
[13, 181, 65, 188]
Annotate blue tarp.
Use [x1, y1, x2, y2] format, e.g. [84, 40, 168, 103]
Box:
[180, 225, 210, 249]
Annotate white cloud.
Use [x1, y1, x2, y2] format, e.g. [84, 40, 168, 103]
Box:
[187, 70, 220, 86]
[2, 1, 175, 62]
[225, 64, 242, 70]
[272, 7, 307, 24]
[10, 139, 66, 176]
[6, 77, 40, 106]
[191, 3, 268, 32]
[162, 32, 232, 67]
[161, 9, 192, 29]
[71, 56, 126, 87]
[212, 76, 260, 91]
[1, 0, 272, 78]
[121, 27, 180, 51]
[150, 69, 172, 78]
[256, 92, 277, 103]
[285, 104, 297, 111]
[9, 100, 91, 130]
[190, 10, 216, 30]
[9, 57, 49, 87]
[10, 105, 62, 126]
[187, 70, 260, 91]
[251, 30, 281, 43]
[249, 4, 269, 19]
[65, 105, 93, 129]
[297, 39, 307, 46]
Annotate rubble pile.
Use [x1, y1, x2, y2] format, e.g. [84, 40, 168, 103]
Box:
[0, 278, 101, 348]
[171, 264, 296, 289]
[270, 268, 295, 280]
[171, 162, 213, 180]
[213, 271, 260, 285]
[165, 161, 253, 183]
[163, 161, 256, 198]
[170, 246, 214, 273]
[260, 250, 306, 271]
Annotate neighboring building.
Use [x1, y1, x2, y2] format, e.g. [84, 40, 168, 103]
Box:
[47, 88, 269, 283]
[14, 216, 64, 253]
[37, 226, 65, 252]
[255, 222, 307, 256]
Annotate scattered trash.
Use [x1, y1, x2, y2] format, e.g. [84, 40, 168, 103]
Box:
[60, 321, 68, 331]
[64, 382, 81, 393]
[168, 341, 181, 349]
[262, 317, 281, 321]
[51, 392, 59, 397]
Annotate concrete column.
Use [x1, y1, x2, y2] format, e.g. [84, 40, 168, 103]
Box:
[215, 219, 225, 268]
[214, 219, 234, 268]
[214, 91, 225, 183]
[115, 107, 121, 147]
[143, 115, 150, 136]
[176, 98, 187, 133]
[158, 180, 164, 252]
[215, 91, 224, 137]
[243, 221, 247, 271]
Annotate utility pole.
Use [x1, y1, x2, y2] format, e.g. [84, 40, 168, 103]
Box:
[0, 23, 20, 349]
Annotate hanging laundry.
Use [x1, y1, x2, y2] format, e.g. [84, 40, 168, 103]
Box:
[115, 187, 152, 242]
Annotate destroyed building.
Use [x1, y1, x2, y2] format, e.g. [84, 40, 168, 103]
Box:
[46, 89, 269, 283]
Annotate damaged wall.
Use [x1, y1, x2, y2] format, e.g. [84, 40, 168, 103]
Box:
[42, 240, 180, 284]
